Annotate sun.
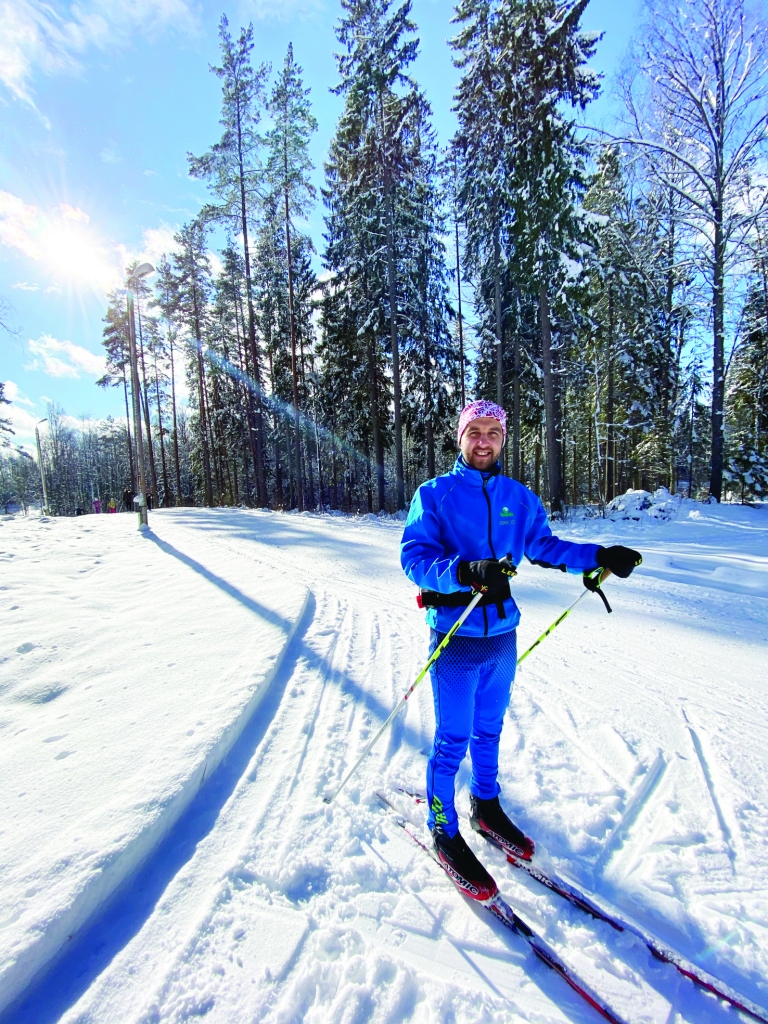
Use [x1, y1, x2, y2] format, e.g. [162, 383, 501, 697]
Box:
[40, 206, 121, 293]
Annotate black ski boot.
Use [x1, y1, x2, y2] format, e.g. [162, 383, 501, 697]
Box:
[469, 794, 535, 861]
[431, 824, 498, 902]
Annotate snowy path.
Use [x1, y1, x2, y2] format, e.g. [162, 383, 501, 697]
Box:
[2, 503, 767, 1023]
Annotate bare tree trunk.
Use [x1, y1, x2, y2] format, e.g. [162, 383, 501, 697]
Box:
[136, 305, 159, 505]
[425, 330, 435, 479]
[121, 365, 135, 491]
[381, 92, 405, 510]
[539, 282, 563, 513]
[168, 334, 182, 505]
[494, 234, 504, 408]
[454, 197, 466, 407]
[284, 179, 303, 511]
[606, 283, 615, 502]
[369, 337, 385, 511]
[512, 300, 520, 480]
[153, 349, 171, 505]
[236, 101, 267, 506]
[710, 207, 725, 500]
[192, 286, 213, 506]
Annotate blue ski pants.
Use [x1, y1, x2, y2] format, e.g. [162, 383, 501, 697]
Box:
[426, 628, 517, 835]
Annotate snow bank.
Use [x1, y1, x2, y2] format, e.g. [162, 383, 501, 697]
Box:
[0, 512, 307, 1016]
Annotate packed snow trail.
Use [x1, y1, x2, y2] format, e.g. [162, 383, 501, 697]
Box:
[1, 500, 767, 1022]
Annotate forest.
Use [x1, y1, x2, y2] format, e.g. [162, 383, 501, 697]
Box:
[3, 0, 768, 516]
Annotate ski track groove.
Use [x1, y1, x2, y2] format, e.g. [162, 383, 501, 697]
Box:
[593, 750, 668, 878]
[135, 588, 360, 1023]
[515, 682, 629, 793]
[52, 586, 357, 1024]
[680, 706, 738, 876]
[9, 510, 765, 1023]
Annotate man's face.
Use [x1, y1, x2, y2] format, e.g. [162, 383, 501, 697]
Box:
[460, 417, 504, 470]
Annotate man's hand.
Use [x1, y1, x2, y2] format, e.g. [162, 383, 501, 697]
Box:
[458, 557, 517, 594]
[596, 545, 642, 579]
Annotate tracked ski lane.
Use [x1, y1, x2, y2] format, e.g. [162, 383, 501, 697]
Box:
[54, 587, 354, 1024]
[10, 505, 765, 1024]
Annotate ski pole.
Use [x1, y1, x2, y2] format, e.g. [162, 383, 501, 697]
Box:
[516, 567, 612, 667]
[324, 587, 486, 804]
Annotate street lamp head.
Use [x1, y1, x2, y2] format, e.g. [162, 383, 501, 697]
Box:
[36, 418, 48, 427]
[126, 263, 155, 290]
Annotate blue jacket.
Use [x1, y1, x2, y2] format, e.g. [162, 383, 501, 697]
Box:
[400, 457, 600, 637]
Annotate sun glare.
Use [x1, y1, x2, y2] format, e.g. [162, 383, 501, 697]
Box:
[41, 212, 121, 293]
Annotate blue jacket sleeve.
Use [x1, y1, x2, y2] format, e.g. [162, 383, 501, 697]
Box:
[524, 497, 600, 573]
[400, 484, 465, 592]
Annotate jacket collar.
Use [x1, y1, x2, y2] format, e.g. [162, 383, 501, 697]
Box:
[453, 455, 502, 486]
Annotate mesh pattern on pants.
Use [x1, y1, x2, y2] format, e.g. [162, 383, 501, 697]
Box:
[427, 628, 517, 835]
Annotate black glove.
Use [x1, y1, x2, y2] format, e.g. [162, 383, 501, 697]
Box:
[458, 557, 517, 594]
[596, 545, 642, 579]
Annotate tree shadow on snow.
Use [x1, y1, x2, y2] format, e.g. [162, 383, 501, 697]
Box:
[4, 542, 427, 1024]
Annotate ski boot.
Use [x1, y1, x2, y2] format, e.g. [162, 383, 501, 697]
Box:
[469, 794, 535, 861]
[431, 824, 498, 902]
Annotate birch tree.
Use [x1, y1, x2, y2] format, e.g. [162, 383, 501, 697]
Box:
[619, 0, 768, 500]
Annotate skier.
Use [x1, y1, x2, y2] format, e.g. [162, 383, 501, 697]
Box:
[400, 399, 641, 900]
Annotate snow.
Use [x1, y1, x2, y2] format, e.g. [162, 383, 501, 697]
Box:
[1, 500, 767, 1023]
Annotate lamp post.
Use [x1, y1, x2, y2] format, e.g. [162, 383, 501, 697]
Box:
[35, 418, 49, 515]
[126, 262, 155, 528]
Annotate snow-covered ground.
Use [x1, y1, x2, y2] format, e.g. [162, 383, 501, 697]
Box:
[1, 497, 766, 1024]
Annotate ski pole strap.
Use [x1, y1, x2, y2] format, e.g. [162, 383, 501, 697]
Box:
[583, 567, 612, 613]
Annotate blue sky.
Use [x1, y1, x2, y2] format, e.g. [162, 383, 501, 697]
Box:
[0, 0, 641, 453]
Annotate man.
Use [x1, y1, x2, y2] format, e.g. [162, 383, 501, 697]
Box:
[400, 399, 641, 901]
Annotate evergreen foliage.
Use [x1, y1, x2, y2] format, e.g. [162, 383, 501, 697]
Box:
[19, 0, 767, 518]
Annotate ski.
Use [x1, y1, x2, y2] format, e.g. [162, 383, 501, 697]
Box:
[376, 791, 628, 1024]
[391, 787, 768, 1024]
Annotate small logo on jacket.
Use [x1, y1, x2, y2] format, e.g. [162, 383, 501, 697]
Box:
[500, 506, 515, 522]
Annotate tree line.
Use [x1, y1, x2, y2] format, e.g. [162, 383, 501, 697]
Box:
[5, 0, 768, 516]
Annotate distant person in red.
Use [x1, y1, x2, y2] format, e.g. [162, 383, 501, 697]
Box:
[92, 498, 101, 514]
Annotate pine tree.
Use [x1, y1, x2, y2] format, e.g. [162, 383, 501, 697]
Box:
[172, 220, 215, 506]
[98, 290, 135, 490]
[154, 257, 185, 504]
[189, 15, 270, 505]
[266, 43, 318, 511]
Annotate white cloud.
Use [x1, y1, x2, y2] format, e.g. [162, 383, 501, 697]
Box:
[140, 224, 180, 265]
[208, 249, 224, 280]
[0, 191, 179, 295]
[0, 190, 40, 259]
[0, 0, 200, 105]
[143, 169, 158, 178]
[1, 190, 183, 295]
[2, 397, 43, 446]
[3, 380, 35, 407]
[0, 190, 121, 291]
[25, 334, 106, 379]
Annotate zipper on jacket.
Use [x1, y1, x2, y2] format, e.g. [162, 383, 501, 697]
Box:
[482, 476, 497, 559]
[481, 475, 496, 636]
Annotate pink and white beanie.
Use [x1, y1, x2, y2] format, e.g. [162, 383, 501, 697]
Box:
[457, 399, 507, 446]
